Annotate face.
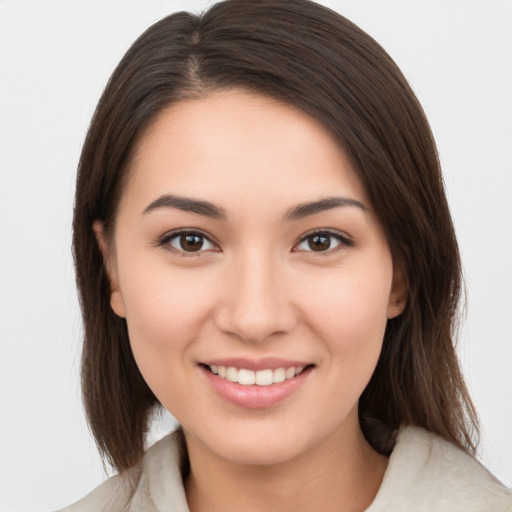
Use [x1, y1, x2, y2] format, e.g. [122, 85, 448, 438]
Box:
[97, 90, 405, 466]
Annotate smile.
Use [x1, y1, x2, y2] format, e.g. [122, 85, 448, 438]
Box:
[200, 359, 313, 408]
[206, 365, 305, 386]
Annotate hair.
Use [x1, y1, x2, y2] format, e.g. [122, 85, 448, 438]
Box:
[73, 0, 479, 472]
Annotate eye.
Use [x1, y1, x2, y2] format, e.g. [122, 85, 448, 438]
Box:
[294, 230, 352, 253]
[159, 230, 218, 255]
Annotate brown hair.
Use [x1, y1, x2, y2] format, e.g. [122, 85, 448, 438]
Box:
[73, 0, 478, 472]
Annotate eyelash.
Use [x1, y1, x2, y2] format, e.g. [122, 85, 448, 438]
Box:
[156, 229, 353, 257]
[293, 229, 353, 255]
[156, 229, 219, 258]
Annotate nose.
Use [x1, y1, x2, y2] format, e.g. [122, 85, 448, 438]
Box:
[214, 253, 297, 343]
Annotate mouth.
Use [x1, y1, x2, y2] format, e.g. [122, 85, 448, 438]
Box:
[199, 360, 314, 408]
[201, 364, 308, 386]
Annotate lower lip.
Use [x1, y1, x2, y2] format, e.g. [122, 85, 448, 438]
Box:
[201, 366, 312, 409]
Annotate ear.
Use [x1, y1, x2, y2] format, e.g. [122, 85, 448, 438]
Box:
[92, 221, 126, 318]
[387, 264, 407, 319]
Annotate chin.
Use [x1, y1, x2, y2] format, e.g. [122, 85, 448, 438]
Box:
[219, 437, 306, 467]
[185, 419, 334, 468]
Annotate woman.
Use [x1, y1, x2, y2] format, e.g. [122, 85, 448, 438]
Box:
[63, 0, 511, 510]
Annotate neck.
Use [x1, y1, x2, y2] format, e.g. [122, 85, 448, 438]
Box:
[184, 421, 388, 512]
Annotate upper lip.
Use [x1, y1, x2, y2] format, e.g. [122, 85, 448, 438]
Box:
[201, 357, 312, 371]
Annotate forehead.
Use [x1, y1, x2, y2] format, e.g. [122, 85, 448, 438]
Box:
[122, 89, 368, 214]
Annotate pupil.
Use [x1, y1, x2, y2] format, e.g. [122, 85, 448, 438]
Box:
[180, 234, 203, 252]
[309, 234, 330, 251]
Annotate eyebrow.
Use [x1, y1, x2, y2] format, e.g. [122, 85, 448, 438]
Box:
[284, 196, 367, 221]
[142, 194, 366, 221]
[143, 194, 227, 220]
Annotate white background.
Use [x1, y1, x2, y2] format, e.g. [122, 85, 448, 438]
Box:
[1, 1, 511, 510]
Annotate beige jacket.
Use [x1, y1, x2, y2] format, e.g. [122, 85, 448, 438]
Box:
[59, 426, 512, 512]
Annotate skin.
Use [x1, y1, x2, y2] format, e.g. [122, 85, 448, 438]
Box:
[95, 90, 406, 512]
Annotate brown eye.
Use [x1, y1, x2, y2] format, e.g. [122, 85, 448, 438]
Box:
[179, 234, 204, 252]
[162, 230, 217, 254]
[294, 230, 351, 253]
[308, 234, 332, 251]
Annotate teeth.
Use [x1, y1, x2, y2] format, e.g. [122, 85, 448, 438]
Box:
[238, 369, 256, 385]
[226, 366, 238, 383]
[255, 369, 273, 386]
[208, 365, 305, 386]
[273, 368, 286, 383]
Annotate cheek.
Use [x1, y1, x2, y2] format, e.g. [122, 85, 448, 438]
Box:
[301, 270, 392, 417]
[120, 258, 216, 338]
[116, 261, 217, 392]
[301, 262, 392, 363]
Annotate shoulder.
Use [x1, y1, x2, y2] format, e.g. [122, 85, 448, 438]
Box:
[57, 431, 187, 512]
[368, 426, 512, 512]
[56, 472, 133, 512]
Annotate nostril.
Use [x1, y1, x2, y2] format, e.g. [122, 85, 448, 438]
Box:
[213, 302, 298, 344]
